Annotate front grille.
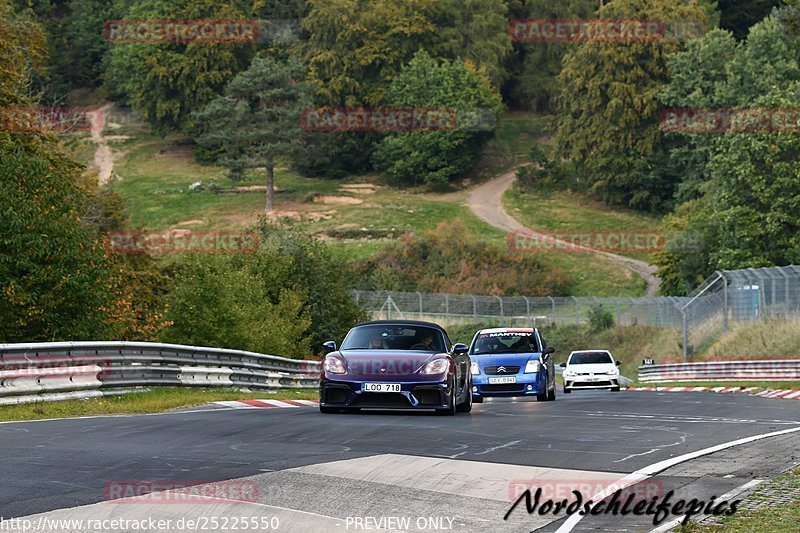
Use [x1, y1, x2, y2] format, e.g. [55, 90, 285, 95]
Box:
[481, 384, 525, 392]
[484, 365, 521, 375]
[572, 381, 612, 387]
[351, 392, 411, 408]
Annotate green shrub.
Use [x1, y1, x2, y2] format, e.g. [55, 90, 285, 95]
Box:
[352, 220, 569, 296]
[588, 305, 615, 332]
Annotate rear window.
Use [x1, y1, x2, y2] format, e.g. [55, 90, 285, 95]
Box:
[569, 352, 612, 364]
[470, 331, 539, 355]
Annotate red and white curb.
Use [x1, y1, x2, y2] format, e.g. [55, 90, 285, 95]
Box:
[214, 399, 318, 409]
[627, 386, 800, 400]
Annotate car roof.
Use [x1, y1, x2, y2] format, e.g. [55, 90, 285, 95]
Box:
[477, 327, 536, 334]
[569, 349, 611, 354]
[355, 320, 445, 330]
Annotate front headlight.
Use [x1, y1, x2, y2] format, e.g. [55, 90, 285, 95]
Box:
[524, 359, 541, 374]
[324, 355, 346, 374]
[470, 362, 479, 375]
[421, 358, 450, 375]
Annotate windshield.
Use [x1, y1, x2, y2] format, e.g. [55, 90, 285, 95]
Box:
[569, 352, 613, 364]
[470, 331, 539, 355]
[341, 324, 445, 352]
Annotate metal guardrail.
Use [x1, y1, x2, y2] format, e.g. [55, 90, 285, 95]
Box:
[0, 341, 320, 405]
[638, 360, 800, 383]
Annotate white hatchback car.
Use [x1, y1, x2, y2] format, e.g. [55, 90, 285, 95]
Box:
[560, 350, 621, 393]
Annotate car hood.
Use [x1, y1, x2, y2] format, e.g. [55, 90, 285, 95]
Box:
[565, 363, 617, 374]
[471, 353, 539, 368]
[335, 350, 446, 376]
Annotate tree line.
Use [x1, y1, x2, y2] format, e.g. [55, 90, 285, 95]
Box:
[1, 0, 797, 352]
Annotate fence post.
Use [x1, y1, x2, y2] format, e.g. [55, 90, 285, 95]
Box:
[682, 309, 688, 362]
[616, 301, 621, 325]
[496, 296, 504, 318]
[548, 296, 555, 324]
[472, 295, 477, 320]
[573, 296, 580, 325]
[417, 291, 423, 319]
[445, 294, 449, 319]
[523, 296, 530, 320]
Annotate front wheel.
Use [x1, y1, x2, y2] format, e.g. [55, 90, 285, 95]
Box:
[436, 380, 457, 416]
[456, 376, 473, 413]
[547, 385, 556, 401]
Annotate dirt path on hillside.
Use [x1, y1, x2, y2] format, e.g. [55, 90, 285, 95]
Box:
[90, 103, 116, 186]
[468, 168, 661, 296]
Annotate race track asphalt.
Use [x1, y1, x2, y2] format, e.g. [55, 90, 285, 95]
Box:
[1, 390, 799, 532]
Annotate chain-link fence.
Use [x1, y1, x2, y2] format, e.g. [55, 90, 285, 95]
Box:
[353, 265, 800, 361]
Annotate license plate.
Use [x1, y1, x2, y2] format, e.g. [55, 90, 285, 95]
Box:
[362, 383, 401, 393]
[488, 376, 517, 384]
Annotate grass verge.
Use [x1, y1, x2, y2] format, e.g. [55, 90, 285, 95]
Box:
[677, 468, 800, 532]
[0, 387, 317, 422]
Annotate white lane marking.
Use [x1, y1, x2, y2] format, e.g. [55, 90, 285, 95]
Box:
[555, 425, 800, 533]
[475, 439, 522, 455]
[289, 453, 628, 503]
[648, 479, 763, 533]
[613, 427, 690, 463]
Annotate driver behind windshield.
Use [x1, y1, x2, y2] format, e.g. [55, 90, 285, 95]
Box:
[411, 333, 435, 350]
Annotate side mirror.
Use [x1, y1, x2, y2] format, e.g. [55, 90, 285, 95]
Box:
[543, 346, 555, 355]
[615, 360, 621, 366]
[452, 343, 469, 356]
[559, 362, 567, 368]
[322, 341, 337, 354]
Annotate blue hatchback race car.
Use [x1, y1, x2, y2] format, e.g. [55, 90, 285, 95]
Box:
[468, 327, 556, 402]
